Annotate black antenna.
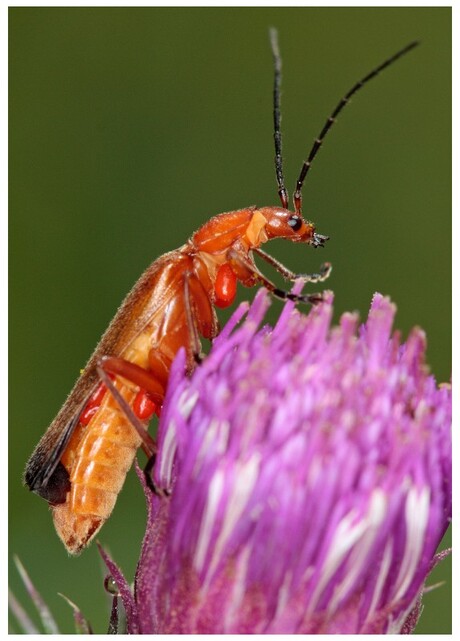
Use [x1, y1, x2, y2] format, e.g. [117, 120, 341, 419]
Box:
[269, 28, 289, 209]
[293, 40, 419, 214]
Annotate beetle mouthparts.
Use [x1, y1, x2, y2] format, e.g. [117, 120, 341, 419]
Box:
[311, 233, 329, 248]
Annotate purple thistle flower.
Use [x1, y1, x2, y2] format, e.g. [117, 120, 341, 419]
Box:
[107, 290, 451, 634]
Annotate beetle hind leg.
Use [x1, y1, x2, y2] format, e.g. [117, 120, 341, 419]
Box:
[143, 454, 171, 498]
[96, 358, 169, 496]
[96, 360, 158, 457]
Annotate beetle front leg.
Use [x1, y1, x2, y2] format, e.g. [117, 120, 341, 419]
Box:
[253, 247, 332, 284]
[227, 248, 325, 305]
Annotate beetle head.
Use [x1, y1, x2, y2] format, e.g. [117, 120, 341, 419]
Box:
[259, 207, 329, 248]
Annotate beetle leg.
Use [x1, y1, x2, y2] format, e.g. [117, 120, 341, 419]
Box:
[183, 269, 220, 363]
[96, 361, 158, 457]
[96, 359, 169, 496]
[227, 248, 325, 305]
[253, 247, 332, 284]
[143, 454, 171, 498]
[98, 356, 164, 402]
[183, 271, 204, 364]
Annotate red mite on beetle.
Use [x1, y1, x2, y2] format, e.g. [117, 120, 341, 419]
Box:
[24, 31, 419, 554]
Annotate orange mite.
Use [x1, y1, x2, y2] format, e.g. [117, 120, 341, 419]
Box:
[24, 31, 418, 554]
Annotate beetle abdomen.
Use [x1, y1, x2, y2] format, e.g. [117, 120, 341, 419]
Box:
[52, 381, 143, 554]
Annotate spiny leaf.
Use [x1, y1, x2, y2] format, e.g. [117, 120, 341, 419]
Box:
[13, 556, 59, 634]
[58, 593, 93, 634]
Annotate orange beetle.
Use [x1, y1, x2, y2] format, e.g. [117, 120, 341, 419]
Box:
[24, 31, 418, 554]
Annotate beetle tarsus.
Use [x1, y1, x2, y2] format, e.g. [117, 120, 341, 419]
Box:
[254, 247, 331, 284]
[144, 455, 171, 498]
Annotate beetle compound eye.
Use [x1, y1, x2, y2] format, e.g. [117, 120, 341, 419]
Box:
[287, 215, 302, 232]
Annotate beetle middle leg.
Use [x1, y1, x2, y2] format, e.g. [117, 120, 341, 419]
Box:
[183, 269, 219, 364]
[183, 271, 204, 364]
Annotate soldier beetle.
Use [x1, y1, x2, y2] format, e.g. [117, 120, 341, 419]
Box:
[24, 31, 418, 554]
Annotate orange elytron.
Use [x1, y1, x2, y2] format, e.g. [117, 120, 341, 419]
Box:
[24, 31, 418, 554]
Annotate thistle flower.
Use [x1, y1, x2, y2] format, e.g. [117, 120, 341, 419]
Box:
[104, 289, 451, 634]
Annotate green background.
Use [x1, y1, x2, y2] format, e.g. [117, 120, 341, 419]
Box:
[9, 7, 451, 634]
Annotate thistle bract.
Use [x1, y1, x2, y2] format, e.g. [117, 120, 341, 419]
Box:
[124, 290, 451, 633]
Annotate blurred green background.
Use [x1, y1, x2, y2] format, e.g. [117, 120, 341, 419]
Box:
[9, 7, 451, 634]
